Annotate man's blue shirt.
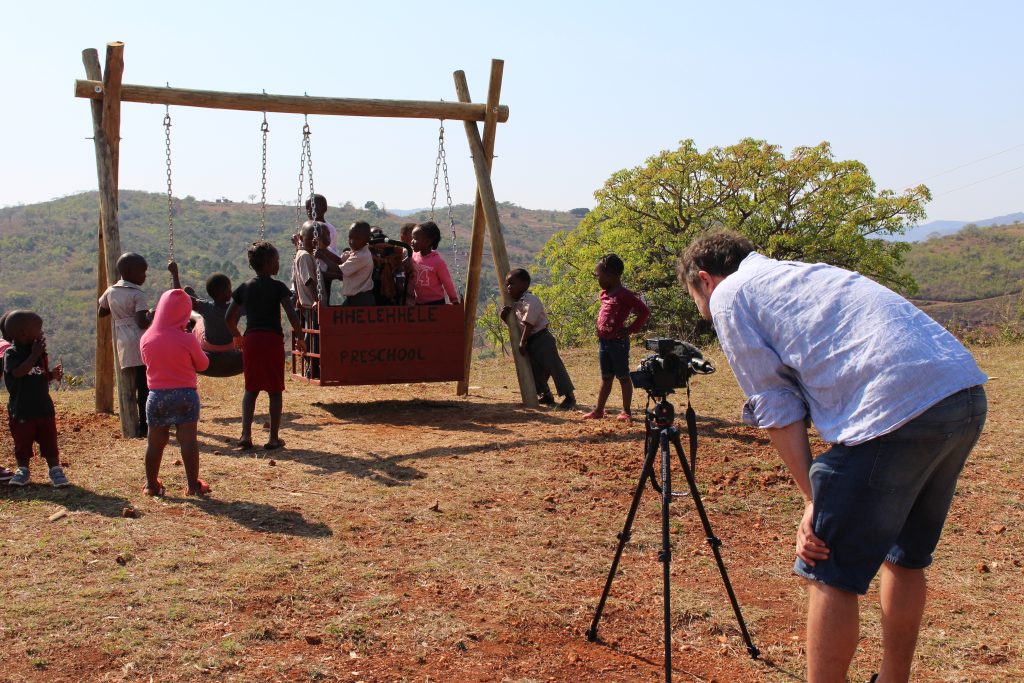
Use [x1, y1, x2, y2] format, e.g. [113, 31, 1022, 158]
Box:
[710, 253, 987, 445]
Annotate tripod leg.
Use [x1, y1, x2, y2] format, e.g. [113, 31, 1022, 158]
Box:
[670, 429, 760, 659]
[586, 430, 660, 643]
[659, 430, 673, 682]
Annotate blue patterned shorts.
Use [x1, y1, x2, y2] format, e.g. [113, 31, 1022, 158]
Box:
[145, 388, 201, 427]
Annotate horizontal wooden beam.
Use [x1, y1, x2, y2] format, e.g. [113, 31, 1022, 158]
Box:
[74, 80, 509, 122]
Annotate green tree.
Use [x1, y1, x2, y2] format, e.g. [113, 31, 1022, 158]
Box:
[534, 138, 930, 344]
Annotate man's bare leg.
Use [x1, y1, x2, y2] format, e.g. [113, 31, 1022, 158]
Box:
[806, 581, 859, 683]
[876, 562, 926, 683]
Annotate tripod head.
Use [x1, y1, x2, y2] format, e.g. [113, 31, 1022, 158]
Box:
[644, 391, 676, 430]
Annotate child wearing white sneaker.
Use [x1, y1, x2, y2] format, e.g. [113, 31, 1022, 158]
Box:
[0, 312, 16, 482]
[1, 310, 69, 487]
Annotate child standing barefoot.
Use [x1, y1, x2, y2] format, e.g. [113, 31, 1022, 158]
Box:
[2, 310, 69, 487]
[582, 254, 650, 422]
[226, 241, 305, 451]
[140, 289, 210, 496]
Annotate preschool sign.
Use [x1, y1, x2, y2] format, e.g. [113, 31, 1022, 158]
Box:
[314, 304, 465, 385]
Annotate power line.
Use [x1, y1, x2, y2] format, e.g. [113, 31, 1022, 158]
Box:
[935, 163, 1024, 196]
[919, 142, 1024, 182]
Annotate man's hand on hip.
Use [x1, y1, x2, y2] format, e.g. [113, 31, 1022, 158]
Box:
[797, 501, 830, 566]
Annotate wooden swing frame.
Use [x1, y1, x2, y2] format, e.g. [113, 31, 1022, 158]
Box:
[77, 41, 537, 437]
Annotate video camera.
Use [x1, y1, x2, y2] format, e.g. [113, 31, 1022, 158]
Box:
[629, 338, 714, 394]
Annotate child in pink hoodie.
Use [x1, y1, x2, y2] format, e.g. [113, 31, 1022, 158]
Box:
[139, 289, 210, 496]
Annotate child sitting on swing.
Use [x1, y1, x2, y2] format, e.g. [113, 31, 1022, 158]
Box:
[167, 261, 243, 377]
[322, 221, 375, 306]
[411, 221, 459, 305]
[140, 289, 210, 496]
[226, 241, 305, 451]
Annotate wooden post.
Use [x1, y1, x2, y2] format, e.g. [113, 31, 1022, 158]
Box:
[83, 49, 114, 414]
[85, 43, 137, 436]
[456, 60, 503, 396]
[453, 71, 538, 408]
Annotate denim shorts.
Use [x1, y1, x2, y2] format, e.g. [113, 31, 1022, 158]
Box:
[794, 385, 987, 594]
[598, 337, 630, 380]
[145, 388, 201, 427]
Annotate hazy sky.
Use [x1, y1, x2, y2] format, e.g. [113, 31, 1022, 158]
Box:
[2, 0, 1021, 222]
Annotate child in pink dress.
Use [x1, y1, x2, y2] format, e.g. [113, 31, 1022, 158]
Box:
[411, 221, 459, 305]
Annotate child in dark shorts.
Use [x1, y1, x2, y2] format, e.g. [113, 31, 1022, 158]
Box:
[582, 254, 650, 422]
[226, 241, 305, 451]
[500, 268, 576, 409]
[140, 289, 211, 496]
[98, 252, 152, 437]
[2, 310, 69, 487]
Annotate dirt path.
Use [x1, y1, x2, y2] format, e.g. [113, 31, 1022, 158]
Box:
[1, 346, 1021, 682]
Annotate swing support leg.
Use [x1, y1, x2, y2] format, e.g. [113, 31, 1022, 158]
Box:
[454, 69, 538, 408]
[86, 42, 139, 437]
[456, 60, 503, 397]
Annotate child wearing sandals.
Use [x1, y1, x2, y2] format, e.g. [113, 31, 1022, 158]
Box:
[226, 240, 305, 451]
[140, 289, 210, 496]
[582, 253, 650, 423]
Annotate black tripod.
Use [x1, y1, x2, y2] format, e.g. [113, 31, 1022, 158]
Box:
[586, 389, 759, 682]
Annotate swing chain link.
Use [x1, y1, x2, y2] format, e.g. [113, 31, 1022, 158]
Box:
[163, 105, 174, 263]
[299, 118, 324, 304]
[431, 119, 460, 286]
[259, 113, 269, 240]
[295, 118, 308, 228]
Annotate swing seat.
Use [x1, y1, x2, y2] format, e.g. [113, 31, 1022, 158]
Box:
[291, 303, 466, 386]
[198, 350, 244, 378]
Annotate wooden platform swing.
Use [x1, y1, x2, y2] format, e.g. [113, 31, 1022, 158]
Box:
[78, 41, 538, 438]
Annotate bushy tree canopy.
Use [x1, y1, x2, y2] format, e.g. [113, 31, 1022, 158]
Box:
[534, 138, 930, 344]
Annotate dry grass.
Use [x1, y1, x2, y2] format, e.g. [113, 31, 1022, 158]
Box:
[0, 343, 1021, 682]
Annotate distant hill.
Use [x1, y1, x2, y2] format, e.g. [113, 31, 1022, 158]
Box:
[901, 221, 1024, 301]
[0, 191, 582, 379]
[901, 221, 1024, 331]
[885, 211, 1024, 242]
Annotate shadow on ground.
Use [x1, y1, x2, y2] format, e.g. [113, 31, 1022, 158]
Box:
[173, 496, 333, 537]
[0, 484, 132, 518]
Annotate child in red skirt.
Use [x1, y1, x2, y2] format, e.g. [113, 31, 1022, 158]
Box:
[226, 241, 305, 451]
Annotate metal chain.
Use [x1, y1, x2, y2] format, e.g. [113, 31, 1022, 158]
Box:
[431, 119, 460, 286]
[259, 111, 269, 240]
[430, 126, 442, 218]
[439, 122, 460, 285]
[295, 116, 308, 229]
[300, 117, 324, 303]
[163, 104, 174, 262]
